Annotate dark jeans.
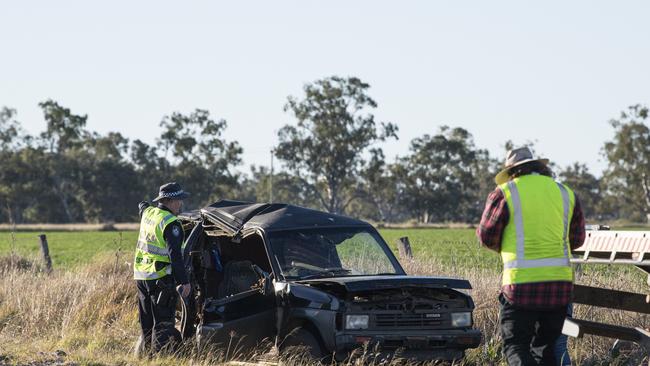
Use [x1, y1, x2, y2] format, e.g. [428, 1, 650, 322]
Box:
[136, 276, 181, 355]
[499, 294, 566, 366]
[554, 303, 573, 366]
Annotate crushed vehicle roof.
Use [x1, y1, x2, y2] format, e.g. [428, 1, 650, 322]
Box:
[178, 200, 371, 235]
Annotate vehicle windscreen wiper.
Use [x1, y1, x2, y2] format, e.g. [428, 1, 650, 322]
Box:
[299, 268, 352, 280]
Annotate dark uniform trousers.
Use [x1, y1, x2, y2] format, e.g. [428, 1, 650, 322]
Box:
[136, 275, 180, 354]
[499, 294, 566, 366]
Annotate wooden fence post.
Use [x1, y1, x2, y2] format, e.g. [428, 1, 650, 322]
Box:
[38, 234, 53, 273]
[397, 236, 413, 260]
[113, 232, 123, 274]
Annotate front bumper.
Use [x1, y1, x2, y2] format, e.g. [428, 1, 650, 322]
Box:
[334, 328, 481, 361]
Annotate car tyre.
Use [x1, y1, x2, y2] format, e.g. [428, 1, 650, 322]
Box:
[281, 327, 327, 363]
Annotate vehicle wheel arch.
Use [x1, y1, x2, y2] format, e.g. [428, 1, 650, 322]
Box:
[279, 317, 329, 354]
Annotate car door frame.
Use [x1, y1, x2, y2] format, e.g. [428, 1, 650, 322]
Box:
[196, 228, 280, 350]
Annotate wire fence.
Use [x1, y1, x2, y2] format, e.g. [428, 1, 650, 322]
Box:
[0, 232, 135, 247]
[0, 223, 139, 231]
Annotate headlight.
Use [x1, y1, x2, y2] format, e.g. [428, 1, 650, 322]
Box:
[345, 315, 369, 329]
[451, 312, 472, 327]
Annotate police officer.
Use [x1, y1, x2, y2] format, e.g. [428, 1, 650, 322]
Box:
[134, 182, 191, 356]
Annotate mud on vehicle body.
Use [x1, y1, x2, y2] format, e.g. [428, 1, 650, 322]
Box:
[177, 200, 481, 361]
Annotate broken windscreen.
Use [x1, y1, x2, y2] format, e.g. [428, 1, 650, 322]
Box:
[268, 227, 399, 280]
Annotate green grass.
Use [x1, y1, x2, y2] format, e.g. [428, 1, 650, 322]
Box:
[0, 228, 645, 283]
[0, 228, 498, 271]
[380, 228, 647, 281]
[379, 228, 502, 271]
[0, 231, 138, 267]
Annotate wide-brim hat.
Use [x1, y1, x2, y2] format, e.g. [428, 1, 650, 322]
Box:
[152, 182, 190, 202]
[494, 147, 549, 185]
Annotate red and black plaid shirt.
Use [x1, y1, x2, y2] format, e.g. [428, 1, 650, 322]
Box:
[476, 185, 585, 309]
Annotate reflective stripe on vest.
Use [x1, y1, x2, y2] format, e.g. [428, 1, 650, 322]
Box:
[499, 175, 574, 285]
[136, 239, 169, 257]
[134, 265, 172, 280]
[159, 214, 173, 231]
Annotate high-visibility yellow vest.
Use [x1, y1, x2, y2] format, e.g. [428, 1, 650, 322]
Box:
[133, 206, 179, 280]
[499, 174, 575, 285]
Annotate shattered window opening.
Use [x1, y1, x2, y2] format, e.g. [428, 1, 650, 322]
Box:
[269, 228, 398, 280]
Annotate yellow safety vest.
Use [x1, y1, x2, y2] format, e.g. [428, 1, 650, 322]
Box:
[499, 174, 575, 285]
[133, 206, 179, 280]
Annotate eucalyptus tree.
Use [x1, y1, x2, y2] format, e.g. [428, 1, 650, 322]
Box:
[602, 104, 650, 221]
[558, 163, 601, 220]
[401, 126, 484, 223]
[276, 76, 397, 214]
[157, 109, 243, 207]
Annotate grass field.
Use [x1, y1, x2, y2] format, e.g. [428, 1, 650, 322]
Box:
[0, 229, 495, 269]
[1, 228, 638, 281]
[0, 231, 136, 267]
[0, 228, 648, 365]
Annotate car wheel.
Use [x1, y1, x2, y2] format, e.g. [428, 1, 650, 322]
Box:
[281, 327, 326, 363]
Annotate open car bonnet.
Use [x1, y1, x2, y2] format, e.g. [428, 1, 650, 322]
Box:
[296, 275, 472, 292]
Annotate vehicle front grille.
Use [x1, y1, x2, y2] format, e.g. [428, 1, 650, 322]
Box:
[380, 339, 448, 350]
[374, 313, 445, 329]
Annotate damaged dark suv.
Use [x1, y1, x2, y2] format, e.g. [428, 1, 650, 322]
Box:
[177, 200, 481, 361]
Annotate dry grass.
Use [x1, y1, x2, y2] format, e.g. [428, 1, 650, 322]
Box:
[0, 253, 648, 365]
[400, 258, 650, 365]
[0, 253, 139, 365]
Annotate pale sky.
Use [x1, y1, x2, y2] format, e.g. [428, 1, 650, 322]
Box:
[2, 1, 649, 176]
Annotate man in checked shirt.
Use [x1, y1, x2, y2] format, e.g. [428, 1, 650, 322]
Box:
[477, 147, 585, 366]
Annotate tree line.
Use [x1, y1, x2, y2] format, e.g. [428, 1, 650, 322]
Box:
[0, 76, 648, 224]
